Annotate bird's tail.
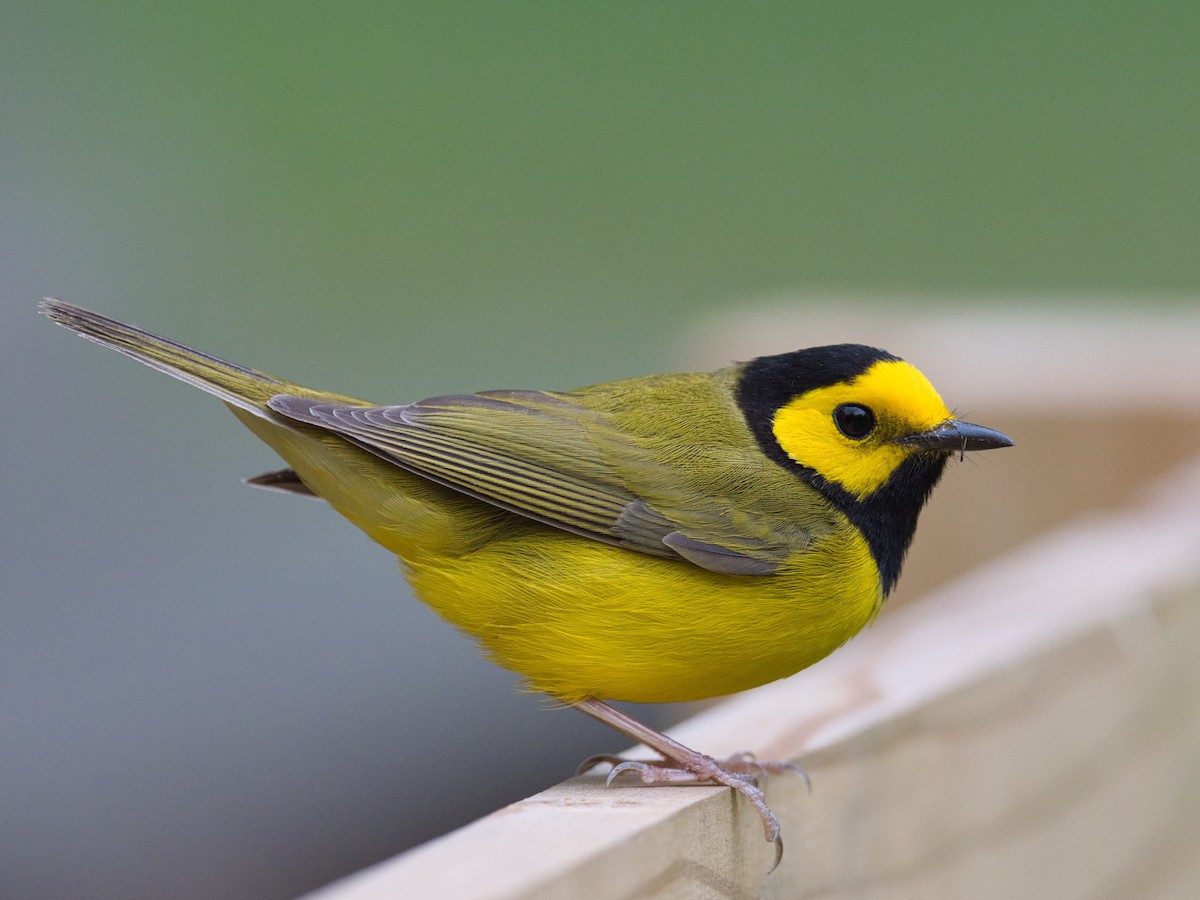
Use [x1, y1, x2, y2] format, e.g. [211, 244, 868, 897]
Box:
[40, 299, 441, 535]
[40, 299, 293, 420]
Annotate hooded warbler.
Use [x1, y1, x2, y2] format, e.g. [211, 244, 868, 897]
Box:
[41, 299, 1012, 865]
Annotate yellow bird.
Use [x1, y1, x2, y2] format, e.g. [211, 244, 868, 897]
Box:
[41, 299, 1012, 864]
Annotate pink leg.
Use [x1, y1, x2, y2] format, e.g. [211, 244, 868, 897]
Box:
[573, 697, 801, 869]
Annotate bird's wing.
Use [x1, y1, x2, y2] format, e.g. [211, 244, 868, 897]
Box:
[266, 389, 815, 576]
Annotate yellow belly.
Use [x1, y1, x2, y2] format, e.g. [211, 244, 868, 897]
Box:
[405, 525, 883, 703]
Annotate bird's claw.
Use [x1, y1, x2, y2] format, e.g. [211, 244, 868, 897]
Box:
[575, 753, 626, 776]
[581, 751, 806, 787]
[712, 752, 811, 792]
[584, 751, 788, 861]
[604, 759, 757, 787]
[570, 702, 797, 871]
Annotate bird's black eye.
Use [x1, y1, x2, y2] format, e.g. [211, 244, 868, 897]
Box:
[834, 404, 875, 439]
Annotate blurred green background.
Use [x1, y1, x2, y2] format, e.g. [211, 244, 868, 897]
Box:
[3, 3, 1198, 898]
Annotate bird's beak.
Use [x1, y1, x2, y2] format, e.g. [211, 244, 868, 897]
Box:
[896, 419, 1014, 453]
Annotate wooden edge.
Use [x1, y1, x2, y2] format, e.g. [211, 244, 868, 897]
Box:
[306, 455, 1200, 900]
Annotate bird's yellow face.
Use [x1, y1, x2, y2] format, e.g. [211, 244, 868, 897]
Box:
[772, 359, 952, 500]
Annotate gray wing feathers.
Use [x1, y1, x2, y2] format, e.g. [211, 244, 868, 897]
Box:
[266, 391, 798, 576]
[661, 533, 781, 576]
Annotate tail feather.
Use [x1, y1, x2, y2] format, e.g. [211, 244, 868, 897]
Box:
[244, 467, 320, 498]
[40, 299, 284, 419]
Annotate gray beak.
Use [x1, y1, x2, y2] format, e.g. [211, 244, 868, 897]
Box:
[897, 419, 1014, 453]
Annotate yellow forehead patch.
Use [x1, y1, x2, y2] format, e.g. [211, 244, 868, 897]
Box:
[771, 359, 951, 498]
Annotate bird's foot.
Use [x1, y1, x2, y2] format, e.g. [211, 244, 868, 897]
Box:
[578, 749, 804, 869]
[571, 698, 803, 870]
[578, 751, 808, 789]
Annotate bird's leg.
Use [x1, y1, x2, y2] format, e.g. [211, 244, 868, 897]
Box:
[572, 697, 796, 867]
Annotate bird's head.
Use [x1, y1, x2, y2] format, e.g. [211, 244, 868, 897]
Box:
[736, 344, 1012, 501]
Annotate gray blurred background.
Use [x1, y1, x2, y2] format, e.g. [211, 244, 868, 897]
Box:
[3, 4, 1198, 898]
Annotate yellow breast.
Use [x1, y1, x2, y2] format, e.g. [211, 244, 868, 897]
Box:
[405, 520, 883, 703]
